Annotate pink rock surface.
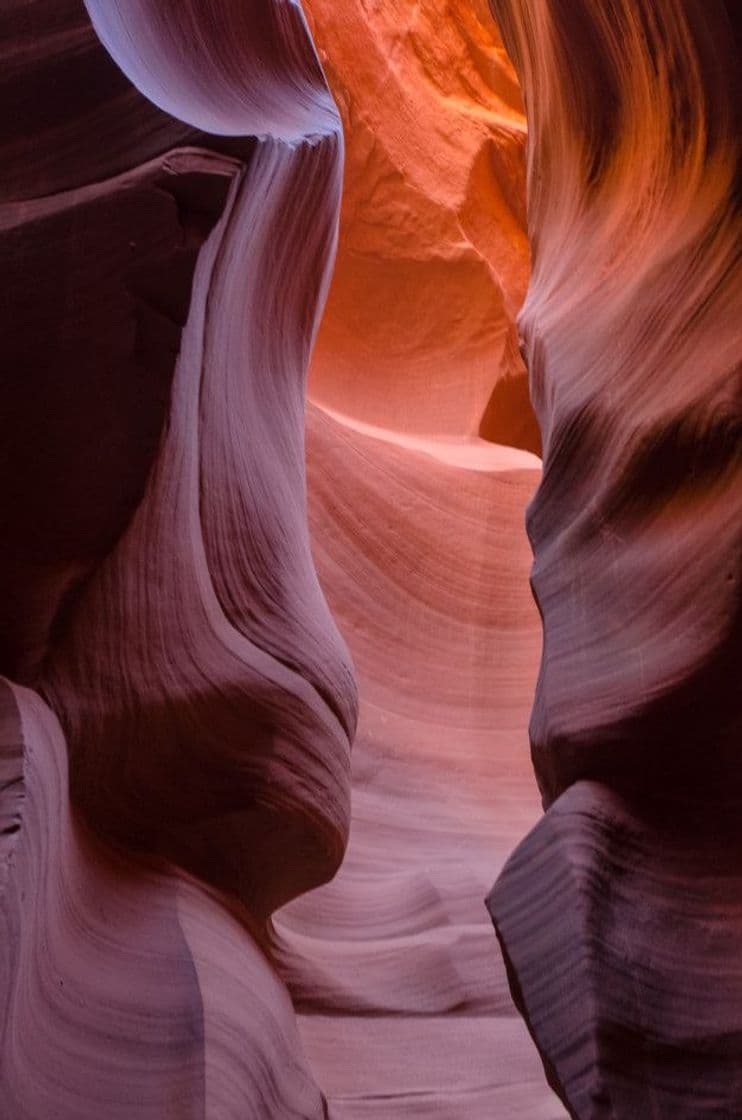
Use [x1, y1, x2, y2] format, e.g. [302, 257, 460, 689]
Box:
[3, 0, 735, 1115]
[276, 406, 566, 1117]
[2, 0, 355, 1114]
[2, 2, 559, 1112]
[1, 679, 327, 1117]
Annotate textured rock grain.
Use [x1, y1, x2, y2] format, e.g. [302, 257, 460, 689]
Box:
[486, 0, 742, 1114]
[277, 406, 566, 1118]
[1, 1, 355, 1115]
[302, 0, 540, 452]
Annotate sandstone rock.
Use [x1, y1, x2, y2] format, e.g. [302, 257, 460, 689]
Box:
[487, 0, 742, 1113]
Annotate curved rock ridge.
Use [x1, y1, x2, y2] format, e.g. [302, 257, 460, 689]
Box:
[2, 0, 357, 1114]
[302, 0, 541, 453]
[84, 0, 339, 142]
[35, 0, 358, 918]
[486, 0, 742, 1114]
[42, 130, 356, 915]
[489, 782, 742, 1118]
[0, 678, 328, 1119]
[0, 0, 254, 683]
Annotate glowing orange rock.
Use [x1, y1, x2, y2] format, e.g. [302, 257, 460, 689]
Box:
[303, 0, 540, 453]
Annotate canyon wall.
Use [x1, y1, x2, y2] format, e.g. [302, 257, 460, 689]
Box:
[276, 2, 564, 1114]
[302, 0, 540, 453]
[1, 1, 566, 1115]
[2, 1, 556, 1116]
[486, 1, 742, 1115]
[1, 1, 356, 1114]
[2, 0, 736, 1116]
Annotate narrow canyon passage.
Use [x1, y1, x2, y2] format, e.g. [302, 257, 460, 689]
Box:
[1, 0, 738, 1116]
[277, 407, 563, 1117]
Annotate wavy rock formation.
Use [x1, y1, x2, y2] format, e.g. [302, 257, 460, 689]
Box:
[0, 679, 329, 1117]
[243, 2, 564, 1112]
[302, 0, 540, 453]
[6, 0, 732, 1115]
[486, 0, 742, 1115]
[2, 1, 557, 1114]
[1, 0, 355, 1114]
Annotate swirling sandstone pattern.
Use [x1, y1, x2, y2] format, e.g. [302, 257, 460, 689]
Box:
[1, 680, 328, 1117]
[486, 0, 742, 1115]
[5, 0, 732, 1114]
[2, 2, 558, 1115]
[1, 0, 355, 1114]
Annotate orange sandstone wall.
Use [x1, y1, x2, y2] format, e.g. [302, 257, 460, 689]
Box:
[303, 0, 540, 453]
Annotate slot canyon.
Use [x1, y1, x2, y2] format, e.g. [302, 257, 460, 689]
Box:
[0, 1, 739, 1118]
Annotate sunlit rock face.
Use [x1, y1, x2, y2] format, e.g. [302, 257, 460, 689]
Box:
[302, 0, 540, 454]
[486, 0, 742, 1115]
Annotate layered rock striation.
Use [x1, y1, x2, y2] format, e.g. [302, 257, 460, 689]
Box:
[2, 2, 556, 1115]
[278, 406, 565, 1117]
[3, 0, 733, 1114]
[1, 1, 356, 1114]
[486, 1, 742, 1115]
